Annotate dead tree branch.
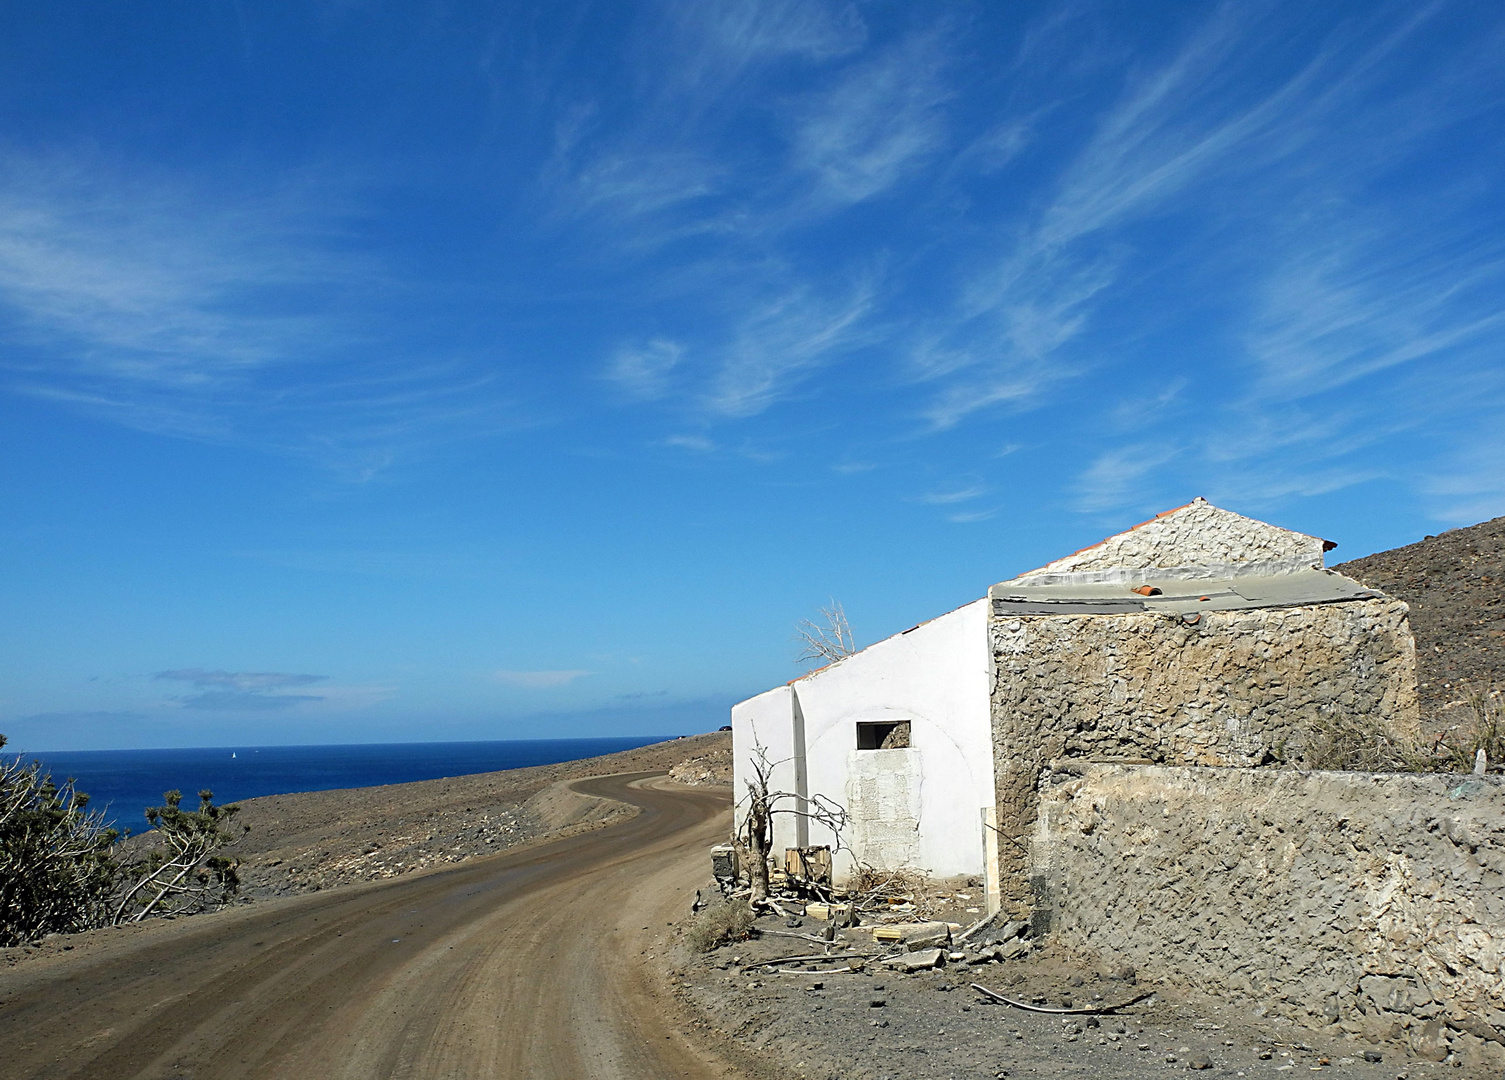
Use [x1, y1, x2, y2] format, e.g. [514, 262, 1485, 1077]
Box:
[736, 743, 849, 903]
[795, 601, 856, 666]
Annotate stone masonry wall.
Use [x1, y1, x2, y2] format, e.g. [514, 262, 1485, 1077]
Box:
[1034, 766, 1505, 1067]
[989, 598, 1419, 915]
[1015, 499, 1327, 583]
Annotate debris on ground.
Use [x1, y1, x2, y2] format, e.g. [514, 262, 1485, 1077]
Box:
[669, 857, 1440, 1078]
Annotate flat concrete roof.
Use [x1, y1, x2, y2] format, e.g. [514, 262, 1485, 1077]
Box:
[988, 568, 1382, 617]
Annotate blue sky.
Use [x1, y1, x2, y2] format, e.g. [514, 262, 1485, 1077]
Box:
[3, 1, 1503, 751]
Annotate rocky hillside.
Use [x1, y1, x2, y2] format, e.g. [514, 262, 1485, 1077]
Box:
[1335, 514, 1505, 721]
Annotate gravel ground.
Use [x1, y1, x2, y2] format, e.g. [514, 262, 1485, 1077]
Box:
[669, 909, 1475, 1080]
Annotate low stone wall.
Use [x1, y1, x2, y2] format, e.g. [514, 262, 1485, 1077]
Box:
[1033, 765, 1505, 1065]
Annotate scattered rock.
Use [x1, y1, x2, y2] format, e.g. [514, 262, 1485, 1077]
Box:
[902, 923, 952, 952]
[885, 948, 945, 972]
[1413, 1020, 1450, 1063]
[997, 938, 1031, 961]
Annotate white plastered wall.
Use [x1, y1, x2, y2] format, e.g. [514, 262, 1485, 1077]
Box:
[730, 684, 803, 856]
[790, 598, 994, 883]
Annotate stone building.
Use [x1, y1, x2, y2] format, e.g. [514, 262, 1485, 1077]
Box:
[731, 498, 1420, 914]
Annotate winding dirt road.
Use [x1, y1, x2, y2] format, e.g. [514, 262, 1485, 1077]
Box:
[0, 774, 744, 1080]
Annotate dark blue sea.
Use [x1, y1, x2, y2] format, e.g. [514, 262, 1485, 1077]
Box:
[21, 738, 670, 829]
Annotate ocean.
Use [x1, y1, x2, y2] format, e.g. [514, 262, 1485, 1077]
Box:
[20, 737, 670, 829]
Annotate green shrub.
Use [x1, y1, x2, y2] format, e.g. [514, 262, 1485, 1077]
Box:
[1, 733, 248, 943]
[112, 789, 246, 924]
[0, 735, 119, 945]
[684, 898, 754, 953]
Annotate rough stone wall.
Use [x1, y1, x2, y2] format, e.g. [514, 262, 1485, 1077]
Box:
[1034, 765, 1505, 1066]
[989, 598, 1419, 914]
[1013, 499, 1327, 583]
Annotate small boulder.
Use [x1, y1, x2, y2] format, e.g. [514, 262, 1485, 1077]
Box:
[903, 922, 952, 952]
[1413, 1020, 1450, 1062]
[884, 947, 945, 972]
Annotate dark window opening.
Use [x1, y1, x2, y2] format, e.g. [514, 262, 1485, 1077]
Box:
[856, 720, 911, 750]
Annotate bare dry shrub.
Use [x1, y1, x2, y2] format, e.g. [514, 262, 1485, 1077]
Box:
[849, 864, 936, 922]
[684, 898, 753, 953]
[1300, 687, 1505, 774]
[1436, 684, 1505, 772]
[1302, 713, 1422, 772]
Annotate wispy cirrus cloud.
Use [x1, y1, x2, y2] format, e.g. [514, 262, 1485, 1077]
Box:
[915, 483, 985, 506]
[912, 3, 1480, 436]
[606, 276, 878, 423]
[946, 507, 1001, 524]
[492, 669, 594, 689]
[1244, 234, 1505, 402]
[1074, 443, 1181, 515]
[705, 280, 874, 417]
[0, 152, 524, 477]
[609, 338, 684, 401]
[661, 0, 867, 81]
[154, 668, 329, 711]
[789, 31, 952, 206]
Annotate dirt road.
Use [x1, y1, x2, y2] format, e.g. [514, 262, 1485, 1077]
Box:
[0, 774, 744, 1080]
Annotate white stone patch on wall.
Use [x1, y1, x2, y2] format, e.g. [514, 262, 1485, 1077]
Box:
[847, 748, 923, 871]
[1012, 499, 1328, 583]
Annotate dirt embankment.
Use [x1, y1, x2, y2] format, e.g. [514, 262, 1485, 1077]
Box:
[217, 731, 730, 900]
[668, 742, 733, 786]
[1335, 514, 1505, 721]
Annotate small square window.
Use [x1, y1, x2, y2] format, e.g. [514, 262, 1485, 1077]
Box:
[856, 720, 911, 750]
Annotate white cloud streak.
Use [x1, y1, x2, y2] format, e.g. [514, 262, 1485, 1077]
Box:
[0, 152, 522, 476]
[492, 669, 594, 689]
[609, 338, 685, 401]
[704, 280, 874, 417]
[789, 32, 951, 205]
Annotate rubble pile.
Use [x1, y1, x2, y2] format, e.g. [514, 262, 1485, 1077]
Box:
[670, 897, 1399, 1080]
[680, 843, 1452, 1074]
[668, 745, 733, 786]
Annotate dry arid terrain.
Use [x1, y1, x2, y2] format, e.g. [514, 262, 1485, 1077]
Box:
[0, 771, 751, 1080]
[1337, 514, 1505, 720]
[3, 518, 1504, 1079]
[220, 731, 732, 900]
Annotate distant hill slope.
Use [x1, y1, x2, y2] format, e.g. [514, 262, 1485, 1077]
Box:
[1335, 515, 1505, 721]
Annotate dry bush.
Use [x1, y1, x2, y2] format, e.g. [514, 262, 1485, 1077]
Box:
[1301, 713, 1423, 772]
[684, 898, 753, 953]
[795, 601, 856, 667]
[849, 864, 935, 922]
[1300, 687, 1505, 774]
[1436, 684, 1505, 772]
